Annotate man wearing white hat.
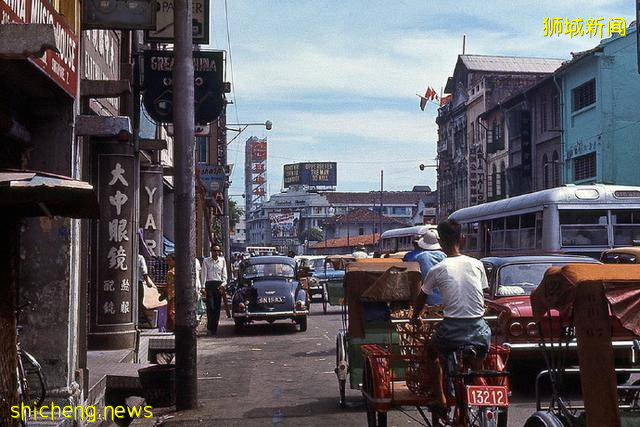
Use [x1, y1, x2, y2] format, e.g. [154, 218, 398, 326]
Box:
[403, 227, 446, 305]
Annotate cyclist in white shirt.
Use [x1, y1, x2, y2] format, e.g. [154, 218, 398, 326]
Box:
[411, 219, 491, 411]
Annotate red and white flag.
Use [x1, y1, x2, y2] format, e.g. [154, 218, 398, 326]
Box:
[418, 87, 439, 111]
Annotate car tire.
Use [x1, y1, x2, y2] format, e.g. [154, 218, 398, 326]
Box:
[297, 316, 308, 332]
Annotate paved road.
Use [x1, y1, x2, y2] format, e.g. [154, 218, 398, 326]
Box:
[163, 303, 545, 426]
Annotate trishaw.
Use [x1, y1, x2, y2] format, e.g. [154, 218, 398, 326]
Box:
[525, 264, 640, 427]
[358, 296, 511, 425]
[297, 255, 353, 313]
[335, 259, 419, 408]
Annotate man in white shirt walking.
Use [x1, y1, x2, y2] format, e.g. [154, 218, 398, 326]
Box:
[411, 219, 491, 411]
[201, 244, 227, 336]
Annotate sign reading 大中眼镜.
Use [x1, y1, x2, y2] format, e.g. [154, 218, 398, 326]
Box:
[283, 162, 337, 188]
[97, 154, 135, 326]
[145, 0, 209, 44]
[142, 50, 224, 124]
[0, 0, 78, 97]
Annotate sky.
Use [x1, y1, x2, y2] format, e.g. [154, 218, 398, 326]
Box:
[207, 0, 634, 199]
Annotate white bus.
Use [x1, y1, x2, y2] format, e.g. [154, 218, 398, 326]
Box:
[246, 246, 278, 256]
[379, 225, 438, 254]
[449, 184, 640, 259]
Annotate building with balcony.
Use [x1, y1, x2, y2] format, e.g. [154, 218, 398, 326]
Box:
[436, 54, 565, 218]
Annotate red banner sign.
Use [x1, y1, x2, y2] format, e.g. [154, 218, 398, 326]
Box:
[0, 0, 78, 98]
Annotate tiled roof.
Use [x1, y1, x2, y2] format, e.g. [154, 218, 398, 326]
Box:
[310, 233, 379, 249]
[325, 208, 409, 226]
[460, 54, 565, 74]
[322, 191, 430, 205]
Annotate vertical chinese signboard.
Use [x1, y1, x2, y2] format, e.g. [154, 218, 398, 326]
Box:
[0, 0, 79, 98]
[91, 153, 136, 349]
[140, 166, 163, 257]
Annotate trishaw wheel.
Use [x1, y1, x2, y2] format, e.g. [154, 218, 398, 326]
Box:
[363, 360, 387, 427]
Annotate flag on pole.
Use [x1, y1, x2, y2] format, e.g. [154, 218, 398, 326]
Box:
[418, 87, 439, 111]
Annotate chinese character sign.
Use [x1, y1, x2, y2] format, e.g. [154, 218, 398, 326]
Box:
[97, 154, 135, 325]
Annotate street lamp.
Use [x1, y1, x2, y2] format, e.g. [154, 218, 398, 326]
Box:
[324, 206, 336, 251]
[226, 121, 272, 145]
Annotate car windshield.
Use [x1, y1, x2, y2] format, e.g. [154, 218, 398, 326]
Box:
[311, 259, 333, 271]
[602, 253, 638, 264]
[497, 263, 557, 296]
[243, 263, 295, 279]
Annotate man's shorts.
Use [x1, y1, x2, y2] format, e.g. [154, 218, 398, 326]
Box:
[431, 317, 491, 357]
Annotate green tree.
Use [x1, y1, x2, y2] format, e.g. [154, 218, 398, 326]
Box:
[228, 199, 244, 231]
[299, 226, 324, 243]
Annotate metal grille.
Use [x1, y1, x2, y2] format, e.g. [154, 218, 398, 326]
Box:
[572, 79, 596, 111]
[574, 152, 596, 181]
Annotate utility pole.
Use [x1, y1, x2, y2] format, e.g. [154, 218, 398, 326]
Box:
[173, 0, 197, 410]
[379, 170, 383, 250]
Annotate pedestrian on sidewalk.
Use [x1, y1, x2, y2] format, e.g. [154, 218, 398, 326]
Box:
[165, 253, 176, 332]
[201, 244, 227, 336]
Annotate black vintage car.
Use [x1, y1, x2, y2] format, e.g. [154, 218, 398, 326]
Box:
[232, 256, 309, 332]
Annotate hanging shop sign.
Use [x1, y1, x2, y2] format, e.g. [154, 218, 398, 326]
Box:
[197, 163, 228, 195]
[142, 49, 224, 124]
[145, 0, 209, 44]
[82, 0, 156, 30]
[140, 166, 163, 257]
[96, 154, 136, 327]
[0, 0, 79, 97]
[83, 30, 121, 115]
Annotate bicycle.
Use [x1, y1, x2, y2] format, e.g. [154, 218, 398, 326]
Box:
[16, 301, 47, 424]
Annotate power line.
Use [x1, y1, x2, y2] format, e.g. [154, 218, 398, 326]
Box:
[223, 0, 242, 183]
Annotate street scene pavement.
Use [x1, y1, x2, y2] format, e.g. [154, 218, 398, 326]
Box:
[152, 304, 542, 426]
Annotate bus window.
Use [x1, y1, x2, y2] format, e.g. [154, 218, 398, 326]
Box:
[535, 212, 543, 249]
[612, 210, 640, 246]
[520, 213, 536, 249]
[490, 218, 505, 250]
[560, 210, 608, 247]
[505, 216, 520, 249]
[465, 222, 479, 250]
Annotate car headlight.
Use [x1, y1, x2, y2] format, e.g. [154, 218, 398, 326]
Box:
[526, 321, 539, 337]
[509, 321, 523, 337]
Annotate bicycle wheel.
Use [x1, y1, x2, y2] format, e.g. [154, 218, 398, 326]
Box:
[20, 350, 46, 407]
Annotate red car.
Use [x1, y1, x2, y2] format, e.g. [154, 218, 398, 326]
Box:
[481, 255, 637, 367]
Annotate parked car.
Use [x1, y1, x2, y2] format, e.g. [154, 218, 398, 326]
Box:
[601, 247, 640, 264]
[232, 256, 309, 332]
[480, 255, 636, 366]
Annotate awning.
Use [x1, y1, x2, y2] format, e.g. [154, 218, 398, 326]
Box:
[163, 236, 175, 255]
[0, 169, 99, 218]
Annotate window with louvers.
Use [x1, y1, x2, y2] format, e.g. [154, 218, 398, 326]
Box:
[574, 152, 596, 181]
[572, 79, 596, 111]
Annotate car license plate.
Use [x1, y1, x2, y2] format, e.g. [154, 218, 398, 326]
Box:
[466, 385, 509, 407]
[258, 296, 285, 304]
